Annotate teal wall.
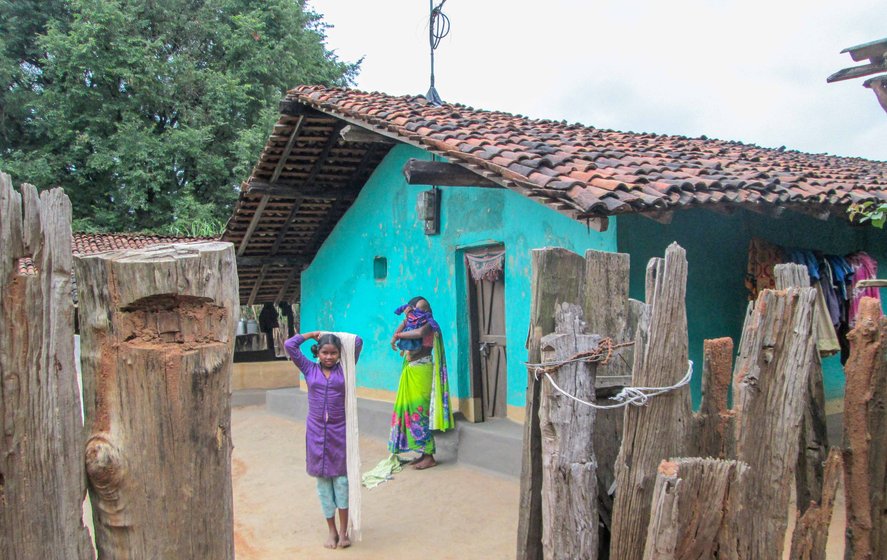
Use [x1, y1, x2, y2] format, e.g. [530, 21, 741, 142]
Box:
[618, 208, 887, 405]
[300, 144, 617, 408]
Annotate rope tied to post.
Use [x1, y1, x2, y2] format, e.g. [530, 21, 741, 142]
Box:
[525, 337, 694, 410]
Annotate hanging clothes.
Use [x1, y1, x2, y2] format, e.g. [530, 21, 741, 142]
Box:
[847, 252, 880, 327]
[745, 238, 784, 299]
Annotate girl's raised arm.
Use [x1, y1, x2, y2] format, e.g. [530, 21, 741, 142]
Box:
[284, 333, 315, 373]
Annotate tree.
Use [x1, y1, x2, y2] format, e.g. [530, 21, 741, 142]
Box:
[0, 0, 357, 233]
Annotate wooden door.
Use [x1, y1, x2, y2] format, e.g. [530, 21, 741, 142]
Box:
[468, 251, 507, 420]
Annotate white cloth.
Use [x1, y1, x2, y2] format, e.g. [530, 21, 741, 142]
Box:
[330, 332, 361, 541]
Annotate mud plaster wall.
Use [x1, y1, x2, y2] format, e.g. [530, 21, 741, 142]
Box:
[300, 144, 617, 407]
[618, 207, 887, 408]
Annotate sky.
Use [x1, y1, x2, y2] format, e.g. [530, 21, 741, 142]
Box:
[307, 0, 885, 161]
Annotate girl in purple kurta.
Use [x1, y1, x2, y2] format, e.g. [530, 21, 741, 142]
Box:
[285, 331, 363, 549]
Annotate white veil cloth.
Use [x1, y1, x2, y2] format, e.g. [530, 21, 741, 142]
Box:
[330, 331, 361, 541]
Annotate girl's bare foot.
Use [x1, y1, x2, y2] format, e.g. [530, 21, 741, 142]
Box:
[408, 454, 425, 465]
[324, 531, 339, 549]
[338, 532, 351, 549]
[413, 455, 437, 470]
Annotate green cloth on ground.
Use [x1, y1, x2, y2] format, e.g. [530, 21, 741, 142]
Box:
[361, 453, 404, 489]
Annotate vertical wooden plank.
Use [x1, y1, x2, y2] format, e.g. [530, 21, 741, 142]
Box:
[518, 248, 586, 560]
[775, 263, 829, 510]
[643, 457, 748, 560]
[539, 303, 599, 559]
[76, 242, 238, 559]
[0, 173, 94, 559]
[584, 249, 633, 548]
[842, 297, 887, 560]
[610, 242, 692, 560]
[722, 287, 818, 559]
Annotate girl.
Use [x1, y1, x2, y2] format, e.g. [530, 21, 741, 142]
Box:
[284, 331, 362, 549]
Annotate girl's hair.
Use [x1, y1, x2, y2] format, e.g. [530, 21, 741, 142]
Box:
[310, 333, 342, 358]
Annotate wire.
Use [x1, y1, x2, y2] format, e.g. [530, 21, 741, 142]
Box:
[426, 0, 450, 105]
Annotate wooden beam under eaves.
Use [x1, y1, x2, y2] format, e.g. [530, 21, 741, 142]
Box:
[237, 195, 269, 257]
[403, 158, 500, 188]
[244, 182, 342, 200]
[278, 99, 328, 118]
[246, 264, 269, 306]
[275, 266, 301, 304]
[236, 255, 308, 267]
[339, 124, 395, 144]
[269, 116, 305, 184]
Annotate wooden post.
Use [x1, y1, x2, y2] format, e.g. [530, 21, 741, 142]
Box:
[789, 448, 844, 560]
[583, 249, 640, 553]
[610, 242, 692, 560]
[518, 248, 587, 560]
[0, 173, 94, 559]
[643, 458, 748, 559]
[723, 287, 818, 559]
[75, 242, 238, 559]
[691, 337, 735, 459]
[539, 303, 599, 559]
[842, 297, 887, 560]
[774, 263, 829, 510]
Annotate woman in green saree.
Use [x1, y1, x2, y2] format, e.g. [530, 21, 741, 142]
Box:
[388, 296, 455, 469]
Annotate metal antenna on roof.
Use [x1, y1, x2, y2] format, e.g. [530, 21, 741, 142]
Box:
[426, 0, 450, 106]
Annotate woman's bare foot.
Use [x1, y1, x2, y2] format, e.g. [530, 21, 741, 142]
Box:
[324, 531, 339, 549]
[337, 532, 352, 549]
[413, 455, 437, 470]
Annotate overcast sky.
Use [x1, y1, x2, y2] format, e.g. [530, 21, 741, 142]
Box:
[307, 0, 885, 162]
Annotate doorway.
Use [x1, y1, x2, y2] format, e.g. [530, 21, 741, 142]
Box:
[466, 246, 507, 421]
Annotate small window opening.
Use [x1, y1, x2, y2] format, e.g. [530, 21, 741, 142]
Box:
[373, 257, 388, 280]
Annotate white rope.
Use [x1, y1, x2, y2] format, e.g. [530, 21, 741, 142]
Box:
[539, 360, 694, 410]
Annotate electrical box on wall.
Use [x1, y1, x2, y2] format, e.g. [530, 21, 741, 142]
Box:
[416, 187, 441, 235]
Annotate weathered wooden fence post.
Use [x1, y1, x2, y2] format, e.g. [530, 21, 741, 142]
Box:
[610, 242, 691, 560]
[842, 297, 887, 560]
[774, 263, 829, 510]
[519, 248, 586, 560]
[75, 242, 238, 558]
[538, 303, 599, 559]
[643, 457, 748, 559]
[789, 448, 843, 560]
[723, 286, 818, 559]
[691, 337, 734, 458]
[0, 172, 94, 559]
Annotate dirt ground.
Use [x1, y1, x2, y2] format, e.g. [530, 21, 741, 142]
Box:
[231, 405, 520, 560]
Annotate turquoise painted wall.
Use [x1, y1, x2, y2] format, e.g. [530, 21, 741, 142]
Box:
[618, 208, 887, 405]
[300, 144, 617, 407]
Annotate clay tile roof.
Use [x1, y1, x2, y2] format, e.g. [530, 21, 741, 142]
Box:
[17, 232, 213, 276]
[287, 85, 887, 218]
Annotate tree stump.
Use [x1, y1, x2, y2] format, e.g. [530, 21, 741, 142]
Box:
[75, 242, 238, 559]
[0, 174, 94, 559]
[539, 303, 599, 559]
[842, 297, 887, 560]
[610, 242, 692, 560]
[691, 337, 735, 459]
[789, 448, 843, 560]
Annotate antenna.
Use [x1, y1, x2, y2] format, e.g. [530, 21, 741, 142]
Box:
[426, 0, 450, 105]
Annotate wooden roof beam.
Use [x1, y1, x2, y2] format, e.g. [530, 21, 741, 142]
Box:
[305, 122, 346, 186]
[403, 158, 500, 188]
[236, 255, 309, 267]
[270, 196, 304, 256]
[269, 116, 305, 184]
[275, 266, 301, 304]
[246, 264, 269, 306]
[278, 100, 330, 118]
[236, 195, 269, 257]
[243, 182, 351, 200]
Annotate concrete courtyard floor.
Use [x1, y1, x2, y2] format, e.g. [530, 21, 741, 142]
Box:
[232, 405, 520, 559]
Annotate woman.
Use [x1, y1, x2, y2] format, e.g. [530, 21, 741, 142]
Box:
[388, 296, 455, 469]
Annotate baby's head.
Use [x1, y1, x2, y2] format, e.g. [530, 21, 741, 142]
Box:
[409, 296, 431, 313]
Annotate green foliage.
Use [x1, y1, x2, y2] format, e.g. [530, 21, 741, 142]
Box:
[848, 201, 887, 229]
[0, 0, 357, 233]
